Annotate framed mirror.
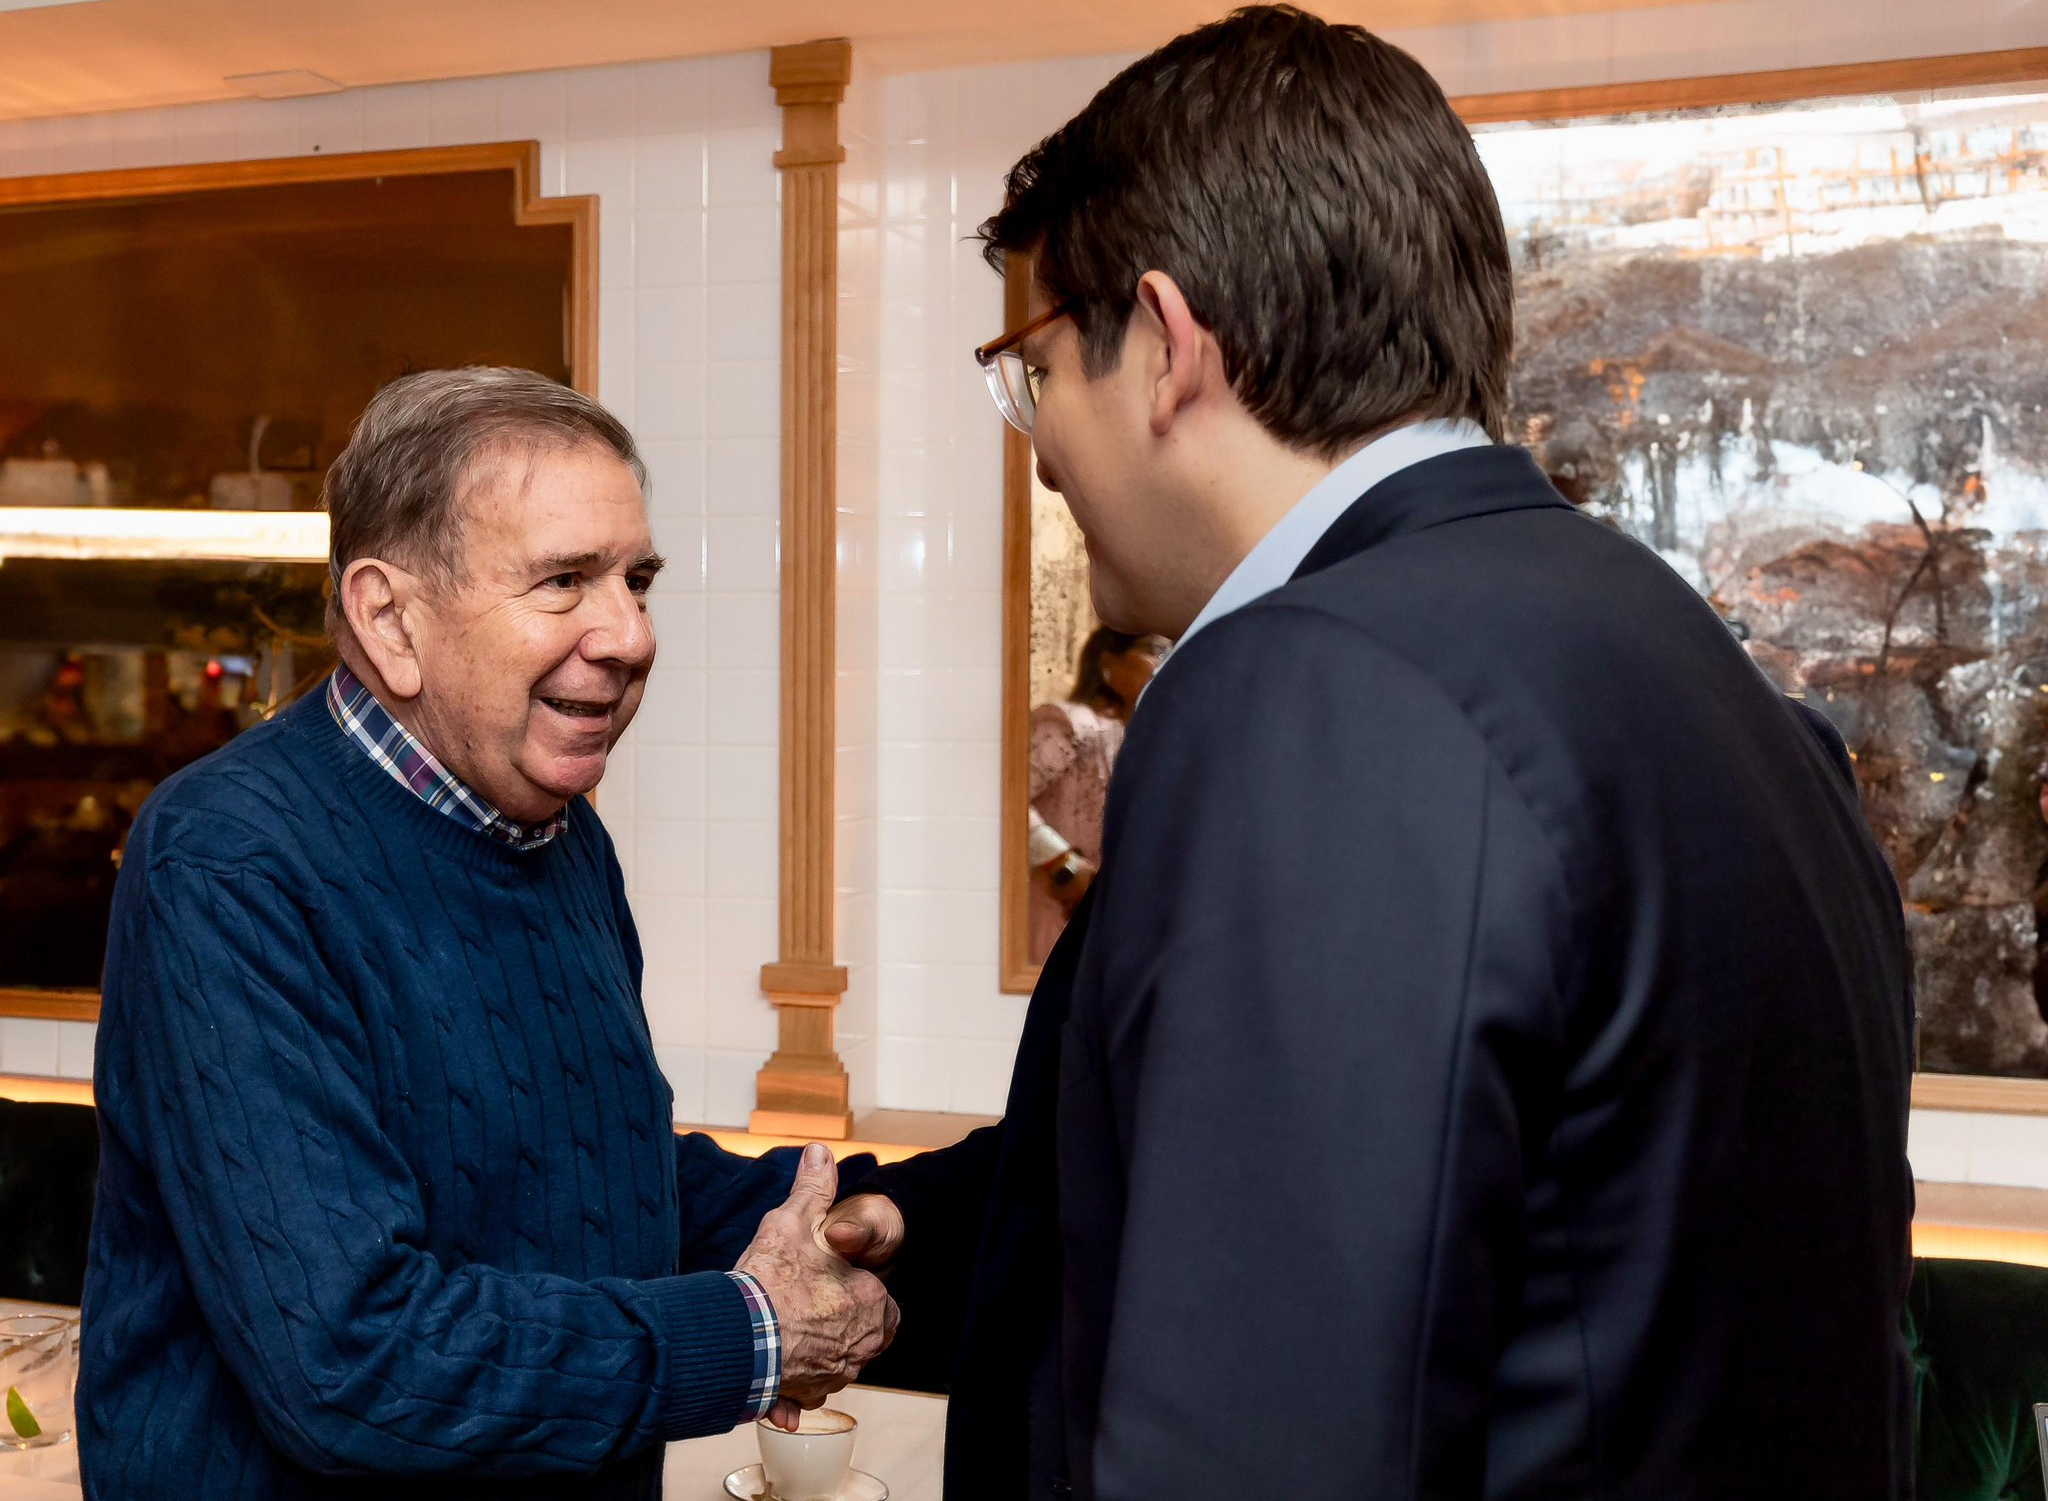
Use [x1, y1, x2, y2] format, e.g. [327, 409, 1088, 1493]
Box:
[0, 142, 593, 1022]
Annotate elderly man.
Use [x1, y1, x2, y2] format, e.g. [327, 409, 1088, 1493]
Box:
[77, 367, 893, 1500]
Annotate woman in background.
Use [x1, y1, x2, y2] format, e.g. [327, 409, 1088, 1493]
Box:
[1027, 628, 1169, 961]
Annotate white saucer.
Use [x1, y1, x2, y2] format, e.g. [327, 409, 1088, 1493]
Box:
[723, 1463, 889, 1501]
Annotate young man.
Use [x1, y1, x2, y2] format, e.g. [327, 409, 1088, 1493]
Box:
[827, 8, 1915, 1498]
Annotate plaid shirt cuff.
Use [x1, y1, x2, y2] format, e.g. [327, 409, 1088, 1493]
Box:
[727, 1270, 782, 1421]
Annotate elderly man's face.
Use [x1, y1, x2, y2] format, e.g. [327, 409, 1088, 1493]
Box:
[407, 442, 660, 822]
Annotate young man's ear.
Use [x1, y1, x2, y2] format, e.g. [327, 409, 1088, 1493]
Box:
[1134, 269, 1215, 437]
[339, 558, 425, 699]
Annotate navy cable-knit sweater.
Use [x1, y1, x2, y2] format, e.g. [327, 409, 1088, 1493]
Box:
[78, 691, 798, 1500]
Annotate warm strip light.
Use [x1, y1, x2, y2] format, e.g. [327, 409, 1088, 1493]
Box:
[0, 1083, 933, 1161]
[690, 1126, 928, 1166]
[0, 1075, 93, 1106]
[3, 1075, 2044, 1251]
[0, 508, 328, 563]
[1913, 1222, 2048, 1269]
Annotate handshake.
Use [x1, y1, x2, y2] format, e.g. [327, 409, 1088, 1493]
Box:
[734, 1142, 910, 1431]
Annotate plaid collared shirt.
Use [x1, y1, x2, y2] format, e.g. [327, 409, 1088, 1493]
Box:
[325, 664, 567, 850]
[726, 1270, 784, 1421]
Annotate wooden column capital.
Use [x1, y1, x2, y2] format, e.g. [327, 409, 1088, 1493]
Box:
[769, 39, 851, 101]
[771, 40, 851, 168]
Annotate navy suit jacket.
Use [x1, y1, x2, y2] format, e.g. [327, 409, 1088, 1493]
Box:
[861, 444, 1915, 1500]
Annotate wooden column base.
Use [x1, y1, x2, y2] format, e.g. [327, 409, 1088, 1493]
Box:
[749, 1040, 851, 1138]
[753, 964, 854, 1138]
[750, 1052, 854, 1139]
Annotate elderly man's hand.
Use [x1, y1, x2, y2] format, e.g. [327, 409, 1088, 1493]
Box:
[819, 1193, 905, 1274]
[737, 1143, 900, 1431]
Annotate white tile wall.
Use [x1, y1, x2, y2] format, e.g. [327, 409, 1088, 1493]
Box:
[625, 57, 783, 1123]
[54, 1021, 98, 1079]
[867, 59, 1063, 1116]
[1911, 1108, 2048, 1191]
[0, 1019, 63, 1078]
[838, 56, 888, 1118]
[0, 54, 785, 1125]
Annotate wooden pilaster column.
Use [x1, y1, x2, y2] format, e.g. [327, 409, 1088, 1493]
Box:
[753, 38, 855, 1138]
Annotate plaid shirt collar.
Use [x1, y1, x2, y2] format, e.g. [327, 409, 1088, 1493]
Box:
[326, 664, 567, 851]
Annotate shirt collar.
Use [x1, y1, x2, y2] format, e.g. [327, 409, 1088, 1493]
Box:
[1166, 417, 1493, 663]
[326, 663, 567, 851]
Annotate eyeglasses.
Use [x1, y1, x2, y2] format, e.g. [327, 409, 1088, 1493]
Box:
[974, 302, 1070, 435]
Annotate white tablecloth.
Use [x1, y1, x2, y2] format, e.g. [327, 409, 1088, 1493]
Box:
[0, 1302, 945, 1501]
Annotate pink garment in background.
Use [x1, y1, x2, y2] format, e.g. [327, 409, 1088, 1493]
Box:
[1028, 700, 1125, 963]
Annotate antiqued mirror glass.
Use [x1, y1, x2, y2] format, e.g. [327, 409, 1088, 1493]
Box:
[1478, 84, 2048, 1083]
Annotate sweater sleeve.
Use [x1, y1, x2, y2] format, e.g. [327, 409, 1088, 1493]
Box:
[123, 852, 758, 1479]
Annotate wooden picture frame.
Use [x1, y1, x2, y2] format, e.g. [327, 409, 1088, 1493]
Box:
[995, 47, 2048, 1119]
[998, 257, 1040, 993]
[0, 141, 596, 1025]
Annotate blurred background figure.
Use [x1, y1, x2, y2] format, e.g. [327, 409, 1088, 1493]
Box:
[1025, 627, 1167, 960]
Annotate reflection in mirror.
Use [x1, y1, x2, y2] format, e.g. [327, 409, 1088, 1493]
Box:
[1027, 475, 1095, 723]
[0, 558, 333, 992]
[1020, 473, 1169, 963]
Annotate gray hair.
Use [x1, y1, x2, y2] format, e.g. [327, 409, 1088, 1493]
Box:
[323, 366, 646, 595]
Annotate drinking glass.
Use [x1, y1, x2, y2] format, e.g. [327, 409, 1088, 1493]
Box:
[0, 1315, 78, 1450]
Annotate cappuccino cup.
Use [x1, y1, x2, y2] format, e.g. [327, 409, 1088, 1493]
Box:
[756, 1408, 856, 1501]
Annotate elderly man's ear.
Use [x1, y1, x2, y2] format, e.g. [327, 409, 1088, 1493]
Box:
[339, 558, 426, 701]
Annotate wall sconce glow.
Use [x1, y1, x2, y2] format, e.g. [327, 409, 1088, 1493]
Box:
[0, 508, 329, 563]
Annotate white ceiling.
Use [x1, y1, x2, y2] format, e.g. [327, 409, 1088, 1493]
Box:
[0, 0, 1723, 122]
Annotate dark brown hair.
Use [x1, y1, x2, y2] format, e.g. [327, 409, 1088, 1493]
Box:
[323, 366, 645, 598]
[979, 4, 1515, 453]
[1069, 627, 1167, 712]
